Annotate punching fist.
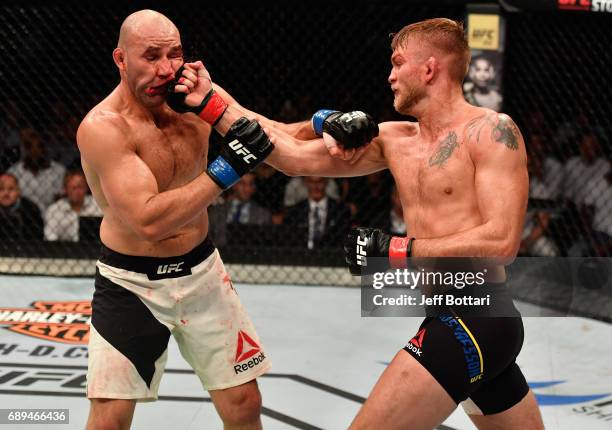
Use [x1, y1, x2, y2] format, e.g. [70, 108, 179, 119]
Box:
[312, 110, 379, 149]
[166, 61, 228, 125]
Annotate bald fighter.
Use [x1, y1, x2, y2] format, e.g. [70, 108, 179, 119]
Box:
[78, 10, 282, 430]
[195, 18, 543, 430]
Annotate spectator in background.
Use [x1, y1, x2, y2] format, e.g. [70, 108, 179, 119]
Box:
[252, 164, 288, 225]
[344, 171, 393, 227]
[520, 137, 562, 256]
[44, 170, 102, 242]
[285, 176, 351, 250]
[47, 100, 80, 168]
[563, 132, 609, 207]
[207, 196, 228, 248]
[528, 134, 563, 200]
[556, 110, 608, 161]
[226, 172, 271, 225]
[463, 55, 502, 112]
[0, 172, 43, 241]
[579, 163, 612, 257]
[284, 176, 340, 208]
[523, 111, 554, 148]
[0, 101, 23, 172]
[8, 127, 66, 212]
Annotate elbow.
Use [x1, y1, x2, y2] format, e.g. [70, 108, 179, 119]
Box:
[134, 223, 162, 242]
[495, 239, 520, 265]
[278, 167, 301, 177]
[267, 160, 302, 177]
[131, 213, 164, 242]
[136, 225, 162, 242]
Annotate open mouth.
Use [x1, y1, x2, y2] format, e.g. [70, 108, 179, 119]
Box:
[145, 83, 170, 96]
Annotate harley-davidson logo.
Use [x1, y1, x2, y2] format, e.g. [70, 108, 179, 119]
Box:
[0, 301, 91, 344]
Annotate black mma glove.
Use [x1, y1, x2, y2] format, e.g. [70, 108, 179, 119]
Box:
[311, 109, 379, 149]
[166, 66, 228, 125]
[207, 117, 274, 190]
[344, 227, 415, 276]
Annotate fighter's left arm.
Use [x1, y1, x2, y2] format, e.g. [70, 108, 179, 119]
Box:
[212, 84, 316, 140]
[212, 84, 374, 162]
[412, 114, 528, 263]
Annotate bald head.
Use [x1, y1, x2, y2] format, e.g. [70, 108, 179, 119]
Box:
[118, 9, 179, 50]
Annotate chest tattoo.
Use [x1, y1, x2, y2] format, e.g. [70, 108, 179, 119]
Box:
[429, 131, 459, 167]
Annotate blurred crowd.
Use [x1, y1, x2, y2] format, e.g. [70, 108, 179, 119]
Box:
[1, 98, 611, 257]
[520, 110, 612, 257]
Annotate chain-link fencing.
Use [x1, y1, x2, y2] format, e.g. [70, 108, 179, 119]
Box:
[0, 1, 611, 296]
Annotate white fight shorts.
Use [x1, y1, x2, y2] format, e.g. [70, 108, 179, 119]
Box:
[87, 237, 270, 401]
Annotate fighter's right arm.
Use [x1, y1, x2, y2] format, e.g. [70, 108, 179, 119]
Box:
[77, 113, 222, 242]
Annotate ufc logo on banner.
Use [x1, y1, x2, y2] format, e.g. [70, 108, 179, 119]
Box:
[157, 262, 184, 275]
[229, 140, 257, 164]
[356, 236, 368, 266]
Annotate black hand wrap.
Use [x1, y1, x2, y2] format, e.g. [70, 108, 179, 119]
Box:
[207, 117, 274, 190]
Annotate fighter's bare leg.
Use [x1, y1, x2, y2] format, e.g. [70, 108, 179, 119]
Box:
[469, 389, 544, 430]
[209, 380, 263, 430]
[86, 399, 136, 430]
[349, 350, 456, 430]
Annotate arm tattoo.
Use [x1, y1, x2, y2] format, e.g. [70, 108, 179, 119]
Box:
[429, 132, 459, 167]
[492, 114, 521, 150]
[463, 112, 522, 151]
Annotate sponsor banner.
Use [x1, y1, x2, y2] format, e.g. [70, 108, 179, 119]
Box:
[0, 301, 90, 344]
[464, 8, 506, 112]
[467, 14, 500, 51]
[558, 0, 612, 12]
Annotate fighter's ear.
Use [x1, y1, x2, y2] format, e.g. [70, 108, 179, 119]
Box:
[423, 56, 437, 84]
[113, 48, 126, 71]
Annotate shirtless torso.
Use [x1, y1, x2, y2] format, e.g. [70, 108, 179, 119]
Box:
[79, 87, 212, 257]
[382, 106, 527, 250]
[266, 102, 528, 266]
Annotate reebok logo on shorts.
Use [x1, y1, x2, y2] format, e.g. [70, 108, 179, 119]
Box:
[406, 328, 426, 356]
[234, 330, 266, 374]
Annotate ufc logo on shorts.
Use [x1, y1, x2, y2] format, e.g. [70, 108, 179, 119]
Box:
[229, 140, 257, 164]
[356, 236, 367, 266]
[157, 262, 184, 275]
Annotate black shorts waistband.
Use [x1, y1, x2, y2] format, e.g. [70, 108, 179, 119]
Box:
[98, 236, 216, 280]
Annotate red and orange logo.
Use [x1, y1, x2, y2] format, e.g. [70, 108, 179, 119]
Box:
[234, 330, 260, 363]
[557, 0, 591, 11]
[409, 328, 426, 348]
[0, 301, 91, 344]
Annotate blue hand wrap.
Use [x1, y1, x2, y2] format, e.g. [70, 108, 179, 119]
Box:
[208, 156, 241, 189]
[312, 109, 339, 136]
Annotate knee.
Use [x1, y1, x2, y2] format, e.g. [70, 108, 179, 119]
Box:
[216, 384, 262, 426]
[86, 400, 133, 430]
[87, 416, 125, 430]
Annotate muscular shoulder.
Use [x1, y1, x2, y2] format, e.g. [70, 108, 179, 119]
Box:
[463, 108, 526, 166]
[378, 120, 419, 139]
[463, 109, 523, 149]
[79, 108, 129, 143]
[77, 108, 138, 176]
